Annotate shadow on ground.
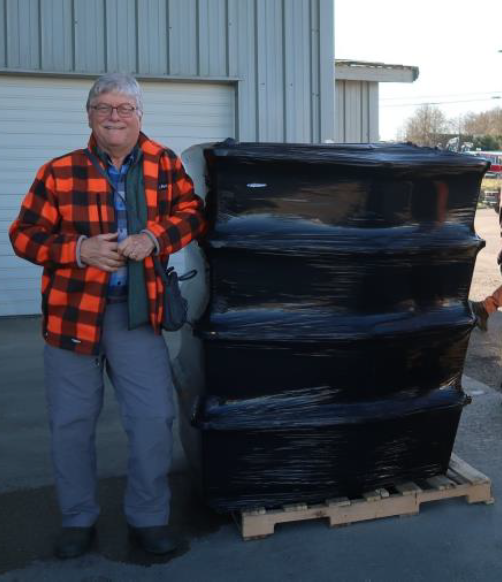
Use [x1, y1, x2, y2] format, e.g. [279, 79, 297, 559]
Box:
[0, 472, 229, 574]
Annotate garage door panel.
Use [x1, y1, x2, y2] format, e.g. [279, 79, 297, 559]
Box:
[0, 134, 92, 149]
[0, 242, 14, 255]
[0, 159, 49, 172]
[0, 219, 16, 234]
[0, 298, 40, 316]
[0, 255, 40, 268]
[0, 121, 89, 134]
[0, 288, 39, 302]
[0, 194, 30, 210]
[0, 179, 35, 193]
[0, 125, 233, 144]
[0, 76, 235, 316]
[0, 275, 41, 290]
[0, 264, 40, 281]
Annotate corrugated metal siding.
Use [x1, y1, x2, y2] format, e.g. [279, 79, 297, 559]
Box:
[256, 0, 284, 141]
[74, 0, 106, 72]
[5, 0, 40, 69]
[228, 0, 257, 137]
[310, 0, 320, 144]
[106, 0, 137, 73]
[0, 2, 4, 67]
[41, 0, 74, 71]
[284, 0, 311, 142]
[138, 0, 168, 75]
[335, 80, 379, 143]
[198, 0, 228, 77]
[168, 0, 198, 76]
[0, 0, 335, 143]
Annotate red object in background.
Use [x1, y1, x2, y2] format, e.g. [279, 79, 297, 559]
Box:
[471, 151, 502, 173]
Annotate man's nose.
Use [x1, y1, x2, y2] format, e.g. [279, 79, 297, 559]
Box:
[109, 107, 121, 119]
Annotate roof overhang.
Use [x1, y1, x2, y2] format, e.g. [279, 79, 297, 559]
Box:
[335, 60, 419, 83]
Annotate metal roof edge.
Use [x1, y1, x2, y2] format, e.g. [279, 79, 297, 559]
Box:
[335, 60, 419, 83]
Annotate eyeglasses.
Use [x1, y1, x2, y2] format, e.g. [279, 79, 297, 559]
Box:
[90, 103, 138, 118]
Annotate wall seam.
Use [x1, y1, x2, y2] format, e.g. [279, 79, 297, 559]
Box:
[37, 0, 42, 69]
[254, 0, 259, 140]
[343, 82, 347, 142]
[71, 0, 76, 71]
[3, 0, 7, 66]
[367, 83, 370, 141]
[282, 0, 287, 142]
[309, 0, 312, 143]
[103, 0, 108, 71]
[195, 0, 200, 76]
[225, 0, 229, 77]
[165, 0, 170, 75]
[317, 0, 322, 141]
[134, 0, 139, 73]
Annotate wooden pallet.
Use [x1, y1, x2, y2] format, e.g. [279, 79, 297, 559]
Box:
[237, 454, 494, 540]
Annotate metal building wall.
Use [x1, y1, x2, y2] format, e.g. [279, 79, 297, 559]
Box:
[335, 80, 379, 143]
[0, 0, 335, 142]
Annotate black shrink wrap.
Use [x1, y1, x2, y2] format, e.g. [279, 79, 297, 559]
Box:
[178, 142, 489, 512]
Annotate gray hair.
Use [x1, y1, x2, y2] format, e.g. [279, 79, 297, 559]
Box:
[86, 73, 143, 117]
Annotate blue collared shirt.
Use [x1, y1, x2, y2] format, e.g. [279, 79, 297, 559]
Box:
[106, 153, 134, 298]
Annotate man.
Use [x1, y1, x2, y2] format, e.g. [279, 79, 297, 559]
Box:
[470, 207, 502, 332]
[9, 73, 206, 558]
[471, 288, 500, 332]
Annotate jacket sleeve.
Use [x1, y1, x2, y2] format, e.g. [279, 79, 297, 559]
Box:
[146, 153, 207, 255]
[9, 162, 81, 269]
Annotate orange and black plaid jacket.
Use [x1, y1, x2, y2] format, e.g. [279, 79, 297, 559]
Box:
[9, 132, 206, 355]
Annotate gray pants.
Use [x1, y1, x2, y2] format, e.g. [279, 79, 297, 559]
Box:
[44, 303, 175, 528]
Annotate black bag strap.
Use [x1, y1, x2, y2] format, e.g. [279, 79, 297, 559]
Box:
[153, 262, 197, 283]
[84, 148, 119, 193]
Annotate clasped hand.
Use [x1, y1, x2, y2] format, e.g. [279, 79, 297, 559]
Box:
[80, 232, 155, 272]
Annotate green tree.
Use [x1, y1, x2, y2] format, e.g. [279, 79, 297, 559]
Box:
[472, 134, 502, 150]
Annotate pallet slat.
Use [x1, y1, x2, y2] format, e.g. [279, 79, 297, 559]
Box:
[449, 454, 490, 485]
[426, 475, 455, 490]
[326, 497, 351, 507]
[395, 482, 422, 496]
[237, 455, 494, 540]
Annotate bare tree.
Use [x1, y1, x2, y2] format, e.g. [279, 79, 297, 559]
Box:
[463, 107, 502, 137]
[402, 104, 449, 146]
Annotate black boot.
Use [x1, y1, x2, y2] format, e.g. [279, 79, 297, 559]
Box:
[470, 301, 489, 332]
[128, 525, 180, 555]
[54, 526, 95, 559]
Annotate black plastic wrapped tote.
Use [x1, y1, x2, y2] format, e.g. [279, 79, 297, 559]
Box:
[179, 141, 489, 512]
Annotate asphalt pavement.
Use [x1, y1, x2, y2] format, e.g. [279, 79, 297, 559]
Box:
[2, 315, 502, 582]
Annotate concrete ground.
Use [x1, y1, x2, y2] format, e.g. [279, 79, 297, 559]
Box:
[2, 209, 502, 582]
[2, 314, 502, 582]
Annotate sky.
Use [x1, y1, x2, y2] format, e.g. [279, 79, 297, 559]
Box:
[335, 0, 502, 141]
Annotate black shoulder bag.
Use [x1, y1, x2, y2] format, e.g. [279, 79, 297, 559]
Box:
[84, 149, 197, 331]
[153, 261, 197, 331]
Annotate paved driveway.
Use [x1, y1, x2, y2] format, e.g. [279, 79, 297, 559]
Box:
[1, 316, 502, 582]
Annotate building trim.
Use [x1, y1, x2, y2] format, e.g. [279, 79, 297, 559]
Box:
[335, 60, 419, 83]
[0, 68, 240, 84]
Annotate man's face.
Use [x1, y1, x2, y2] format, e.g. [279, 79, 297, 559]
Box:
[88, 92, 141, 154]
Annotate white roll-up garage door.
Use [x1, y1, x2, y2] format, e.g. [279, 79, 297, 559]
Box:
[0, 76, 235, 316]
